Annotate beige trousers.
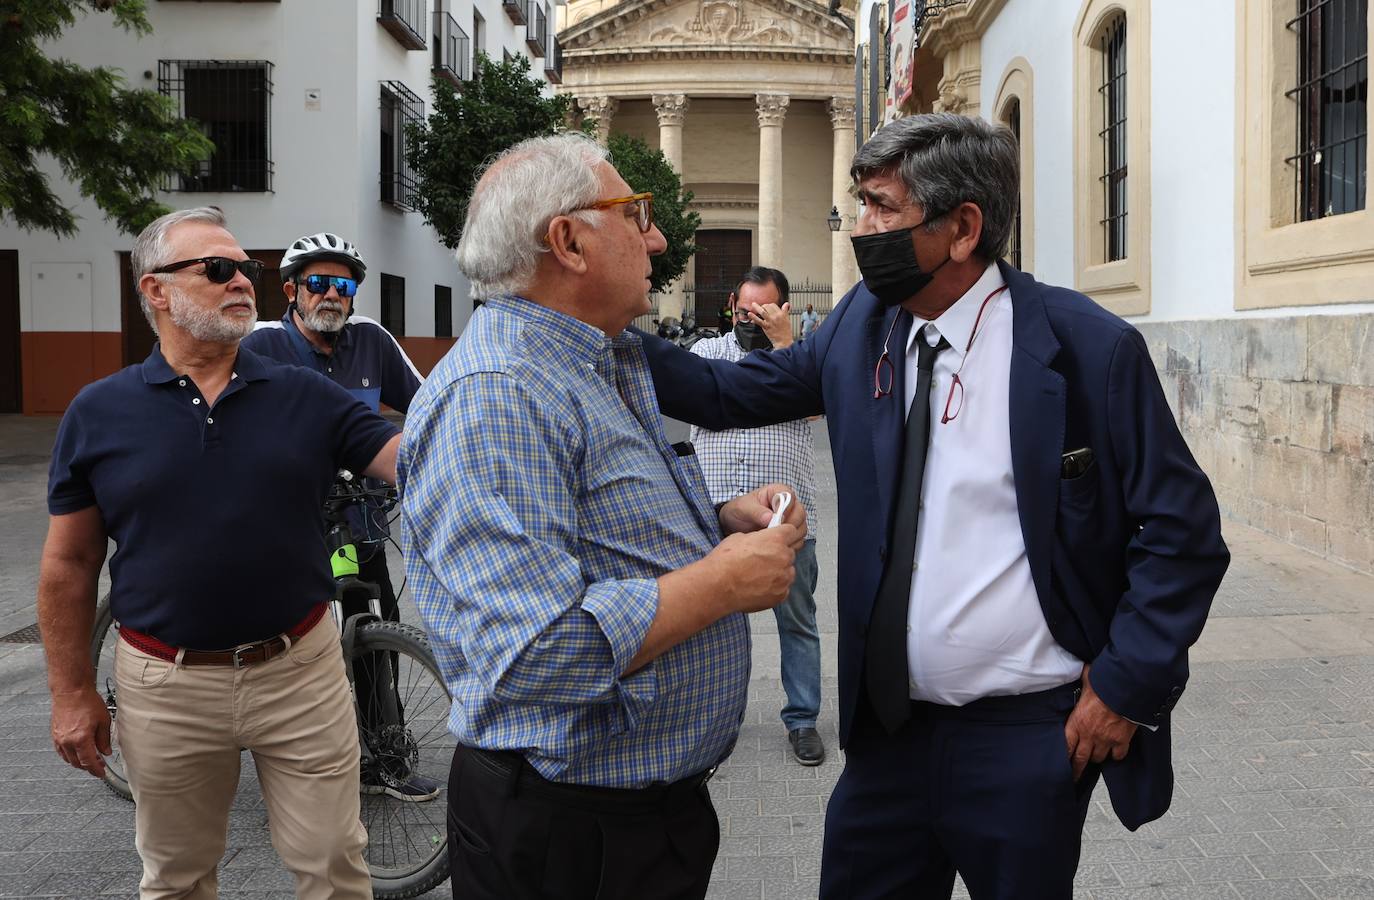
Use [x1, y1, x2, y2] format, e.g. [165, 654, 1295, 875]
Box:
[115, 615, 371, 900]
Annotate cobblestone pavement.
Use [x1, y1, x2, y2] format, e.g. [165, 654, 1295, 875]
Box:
[4, 413, 1374, 899]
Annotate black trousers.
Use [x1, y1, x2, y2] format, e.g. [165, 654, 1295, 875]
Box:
[447, 745, 720, 900]
[820, 683, 1101, 900]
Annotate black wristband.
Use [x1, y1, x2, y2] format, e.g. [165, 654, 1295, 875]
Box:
[713, 500, 728, 518]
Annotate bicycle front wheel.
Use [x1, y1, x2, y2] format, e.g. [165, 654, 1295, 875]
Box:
[348, 619, 455, 899]
[88, 593, 134, 801]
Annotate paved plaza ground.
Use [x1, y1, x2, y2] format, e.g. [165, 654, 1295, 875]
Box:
[3, 412, 1374, 898]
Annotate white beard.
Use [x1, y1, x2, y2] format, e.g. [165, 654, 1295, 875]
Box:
[300, 300, 347, 334]
[168, 285, 257, 343]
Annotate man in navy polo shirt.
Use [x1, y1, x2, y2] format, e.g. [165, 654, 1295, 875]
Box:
[36, 207, 400, 900]
[240, 232, 434, 800]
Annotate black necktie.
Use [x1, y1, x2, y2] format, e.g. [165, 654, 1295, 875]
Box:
[864, 324, 950, 734]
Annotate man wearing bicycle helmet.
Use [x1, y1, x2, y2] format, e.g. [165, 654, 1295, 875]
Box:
[241, 233, 434, 801]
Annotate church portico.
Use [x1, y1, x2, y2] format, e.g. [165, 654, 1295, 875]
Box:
[560, 0, 858, 320]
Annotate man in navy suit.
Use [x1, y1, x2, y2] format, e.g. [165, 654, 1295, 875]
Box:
[639, 113, 1229, 899]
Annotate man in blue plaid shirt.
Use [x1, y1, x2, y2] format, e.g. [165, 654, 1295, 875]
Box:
[690, 266, 827, 767]
[398, 133, 808, 900]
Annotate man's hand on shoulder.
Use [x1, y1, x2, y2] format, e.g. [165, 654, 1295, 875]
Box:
[1064, 663, 1137, 780]
[718, 482, 808, 537]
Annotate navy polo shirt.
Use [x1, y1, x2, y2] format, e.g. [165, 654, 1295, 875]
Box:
[47, 346, 399, 649]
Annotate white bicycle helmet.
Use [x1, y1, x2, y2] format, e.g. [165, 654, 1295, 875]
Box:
[280, 233, 367, 284]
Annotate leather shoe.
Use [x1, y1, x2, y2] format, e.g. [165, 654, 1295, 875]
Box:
[787, 727, 826, 766]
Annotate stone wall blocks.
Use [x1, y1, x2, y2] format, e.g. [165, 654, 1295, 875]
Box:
[1246, 318, 1309, 381]
[1249, 442, 1303, 510]
[1218, 376, 1262, 439]
[1197, 319, 1249, 378]
[1289, 382, 1334, 452]
[1332, 384, 1374, 461]
[1318, 455, 1373, 530]
[1327, 526, 1374, 575]
[1257, 379, 1292, 444]
[1306, 315, 1374, 387]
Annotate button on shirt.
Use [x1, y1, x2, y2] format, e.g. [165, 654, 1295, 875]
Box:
[902, 263, 1083, 705]
[688, 332, 820, 543]
[46, 346, 399, 649]
[399, 296, 750, 789]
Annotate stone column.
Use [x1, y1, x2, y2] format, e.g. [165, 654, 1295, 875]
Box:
[755, 92, 789, 269]
[652, 94, 691, 320]
[828, 96, 858, 301]
[578, 95, 618, 145]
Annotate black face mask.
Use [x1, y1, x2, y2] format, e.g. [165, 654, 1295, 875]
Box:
[850, 215, 951, 307]
[733, 320, 773, 352]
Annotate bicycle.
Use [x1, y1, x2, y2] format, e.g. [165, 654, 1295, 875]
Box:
[90, 472, 454, 899]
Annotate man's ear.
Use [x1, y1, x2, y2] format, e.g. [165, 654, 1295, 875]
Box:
[947, 202, 984, 264]
[138, 274, 172, 314]
[283, 280, 297, 302]
[545, 216, 589, 275]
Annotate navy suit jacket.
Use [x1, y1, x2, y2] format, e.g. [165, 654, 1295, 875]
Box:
[639, 262, 1230, 830]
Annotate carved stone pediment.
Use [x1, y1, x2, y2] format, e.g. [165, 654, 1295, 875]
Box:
[562, 0, 854, 57]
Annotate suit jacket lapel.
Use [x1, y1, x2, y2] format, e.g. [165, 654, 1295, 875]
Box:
[869, 304, 909, 548]
[1003, 261, 1066, 608]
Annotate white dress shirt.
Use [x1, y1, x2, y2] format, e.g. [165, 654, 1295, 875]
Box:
[902, 262, 1084, 705]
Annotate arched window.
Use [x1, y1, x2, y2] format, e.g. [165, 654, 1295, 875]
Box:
[994, 58, 1035, 274]
[1074, 0, 1151, 316]
[1237, 0, 1372, 309]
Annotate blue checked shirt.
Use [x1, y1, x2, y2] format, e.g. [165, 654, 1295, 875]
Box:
[689, 333, 820, 543]
[398, 296, 751, 788]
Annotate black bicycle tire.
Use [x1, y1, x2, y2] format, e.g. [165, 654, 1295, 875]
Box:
[89, 593, 134, 801]
[349, 619, 452, 899]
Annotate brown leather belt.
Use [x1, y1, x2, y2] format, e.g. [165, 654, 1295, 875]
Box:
[119, 603, 329, 668]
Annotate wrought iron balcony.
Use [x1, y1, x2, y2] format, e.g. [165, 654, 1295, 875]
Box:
[432, 10, 471, 89]
[378, 0, 426, 51]
[502, 0, 526, 26]
[544, 37, 563, 84]
[525, 0, 547, 56]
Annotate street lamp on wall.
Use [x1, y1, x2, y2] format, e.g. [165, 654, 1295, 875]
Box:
[826, 205, 842, 232]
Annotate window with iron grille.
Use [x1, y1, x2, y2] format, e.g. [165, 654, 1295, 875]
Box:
[379, 0, 427, 51]
[1286, 0, 1368, 222]
[1005, 97, 1023, 271]
[381, 274, 406, 337]
[868, 9, 882, 135]
[503, 0, 527, 26]
[525, 0, 547, 56]
[545, 36, 564, 84]
[1097, 14, 1127, 262]
[159, 60, 273, 193]
[380, 81, 423, 211]
[435, 285, 453, 338]
[433, 10, 471, 88]
[855, 46, 866, 153]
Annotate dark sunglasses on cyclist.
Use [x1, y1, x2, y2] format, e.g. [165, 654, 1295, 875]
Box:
[152, 256, 264, 285]
[301, 274, 359, 298]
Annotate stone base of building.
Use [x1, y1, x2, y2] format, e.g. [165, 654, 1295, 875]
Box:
[1138, 315, 1374, 577]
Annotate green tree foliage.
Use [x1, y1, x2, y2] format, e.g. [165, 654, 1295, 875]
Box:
[605, 133, 699, 293]
[406, 53, 576, 249]
[0, 0, 215, 236]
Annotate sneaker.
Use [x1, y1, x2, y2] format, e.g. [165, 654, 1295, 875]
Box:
[362, 772, 442, 802]
[787, 727, 826, 767]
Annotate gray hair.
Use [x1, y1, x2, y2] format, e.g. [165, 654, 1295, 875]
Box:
[131, 206, 228, 335]
[850, 113, 1019, 261]
[455, 133, 609, 299]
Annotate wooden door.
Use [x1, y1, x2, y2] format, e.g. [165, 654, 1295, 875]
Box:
[691, 230, 752, 327]
[0, 251, 19, 412]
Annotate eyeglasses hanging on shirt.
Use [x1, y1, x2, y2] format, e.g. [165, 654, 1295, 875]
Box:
[872, 284, 1009, 426]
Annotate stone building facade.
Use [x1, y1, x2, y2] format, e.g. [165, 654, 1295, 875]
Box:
[557, 0, 860, 319]
[886, 0, 1373, 574]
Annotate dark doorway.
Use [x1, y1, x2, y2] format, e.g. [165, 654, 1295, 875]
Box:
[119, 249, 288, 366]
[691, 229, 752, 327]
[0, 250, 19, 413]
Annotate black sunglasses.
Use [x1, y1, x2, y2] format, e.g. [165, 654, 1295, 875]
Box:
[153, 256, 264, 285]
